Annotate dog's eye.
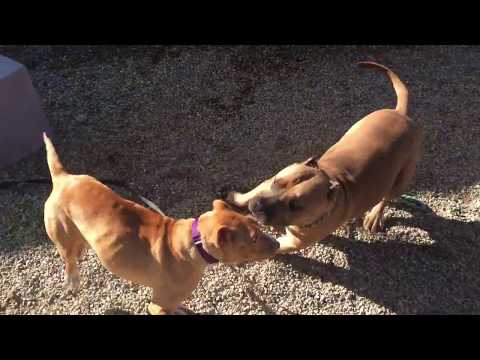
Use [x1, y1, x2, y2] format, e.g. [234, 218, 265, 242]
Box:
[293, 177, 303, 185]
[293, 174, 312, 185]
[289, 200, 303, 212]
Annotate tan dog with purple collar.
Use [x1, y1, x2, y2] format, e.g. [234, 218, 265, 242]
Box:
[43, 134, 279, 315]
[227, 62, 423, 254]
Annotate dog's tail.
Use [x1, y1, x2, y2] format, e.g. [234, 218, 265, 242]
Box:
[357, 61, 409, 116]
[43, 132, 67, 179]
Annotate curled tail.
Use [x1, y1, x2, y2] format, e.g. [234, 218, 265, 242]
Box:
[43, 132, 66, 179]
[357, 61, 409, 116]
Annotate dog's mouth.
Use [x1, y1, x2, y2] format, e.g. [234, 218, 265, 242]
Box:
[256, 234, 280, 258]
[252, 211, 288, 229]
[251, 211, 267, 225]
[264, 233, 279, 248]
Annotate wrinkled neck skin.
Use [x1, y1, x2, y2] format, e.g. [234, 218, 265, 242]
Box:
[166, 218, 210, 270]
[286, 165, 351, 241]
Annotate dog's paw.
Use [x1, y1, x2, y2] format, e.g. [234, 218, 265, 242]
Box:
[147, 302, 170, 315]
[175, 305, 195, 315]
[275, 235, 302, 255]
[64, 275, 80, 293]
[363, 212, 385, 233]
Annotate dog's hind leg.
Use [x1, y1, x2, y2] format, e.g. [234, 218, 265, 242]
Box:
[388, 156, 418, 200]
[363, 156, 418, 233]
[44, 203, 87, 293]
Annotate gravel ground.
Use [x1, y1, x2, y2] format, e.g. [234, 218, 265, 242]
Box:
[0, 45, 479, 315]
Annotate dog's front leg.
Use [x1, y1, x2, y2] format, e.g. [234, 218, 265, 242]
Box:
[147, 288, 178, 315]
[275, 228, 306, 254]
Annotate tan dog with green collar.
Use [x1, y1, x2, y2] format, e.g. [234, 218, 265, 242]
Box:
[43, 134, 278, 314]
[227, 62, 423, 254]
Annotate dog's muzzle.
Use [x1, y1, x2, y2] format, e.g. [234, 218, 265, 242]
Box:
[248, 198, 271, 224]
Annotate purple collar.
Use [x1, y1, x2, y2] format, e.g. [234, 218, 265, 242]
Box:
[192, 219, 219, 264]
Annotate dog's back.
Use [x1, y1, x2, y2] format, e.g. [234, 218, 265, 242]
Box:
[319, 63, 423, 218]
[43, 134, 168, 289]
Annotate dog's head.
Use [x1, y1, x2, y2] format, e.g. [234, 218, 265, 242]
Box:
[198, 200, 279, 264]
[247, 157, 341, 227]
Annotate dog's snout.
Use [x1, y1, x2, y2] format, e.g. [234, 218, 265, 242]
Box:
[248, 198, 267, 213]
[248, 198, 272, 224]
[262, 234, 280, 251]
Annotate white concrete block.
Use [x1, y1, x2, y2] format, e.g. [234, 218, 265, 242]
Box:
[0, 54, 51, 169]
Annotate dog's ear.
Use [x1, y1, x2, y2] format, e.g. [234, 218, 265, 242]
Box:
[216, 226, 233, 249]
[213, 199, 232, 211]
[303, 157, 319, 168]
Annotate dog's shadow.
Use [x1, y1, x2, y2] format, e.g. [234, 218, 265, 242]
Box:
[105, 307, 213, 315]
[104, 308, 134, 315]
[275, 201, 480, 314]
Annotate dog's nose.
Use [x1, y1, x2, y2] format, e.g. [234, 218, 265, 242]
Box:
[248, 198, 266, 213]
[262, 234, 280, 251]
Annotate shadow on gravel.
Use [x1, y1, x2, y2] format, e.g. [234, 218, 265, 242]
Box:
[104, 308, 133, 315]
[275, 202, 480, 314]
[104, 308, 208, 315]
